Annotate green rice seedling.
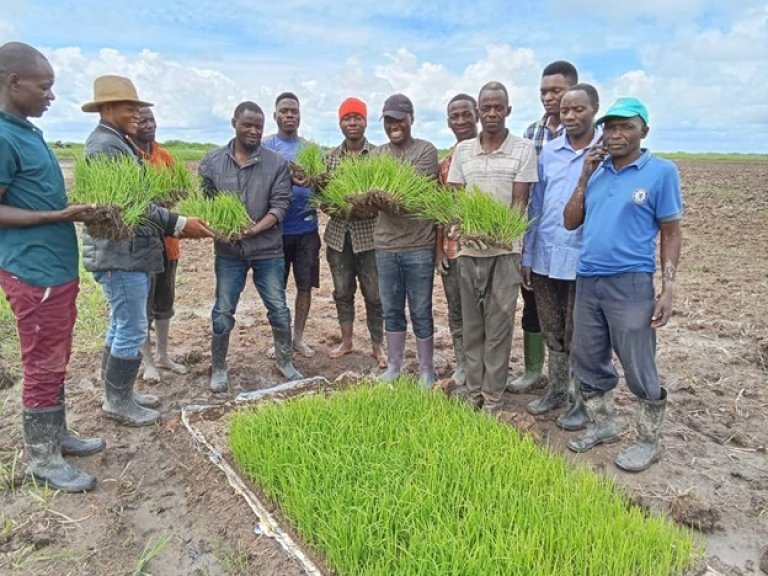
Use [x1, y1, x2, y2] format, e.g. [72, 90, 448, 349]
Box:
[229, 380, 700, 576]
[453, 185, 529, 249]
[144, 158, 198, 206]
[413, 185, 457, 225]
[294, 142, 327, 180]
[177, 191, 253, 242]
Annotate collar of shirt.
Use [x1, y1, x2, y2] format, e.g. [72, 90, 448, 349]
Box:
[602, 149, 651, 173]
[340, 138, 374, 155]
[99, 120, 140, 155]
[470, 130, 515, 156]
[550, 127, 603, 152]
[0, 110, 42, 134]
[225, 138, 262, 167]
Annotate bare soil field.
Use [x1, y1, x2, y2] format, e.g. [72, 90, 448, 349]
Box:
[1, 159, 766, 575]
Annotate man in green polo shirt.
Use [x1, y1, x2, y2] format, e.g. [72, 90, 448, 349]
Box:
[0, 41, 103, 492]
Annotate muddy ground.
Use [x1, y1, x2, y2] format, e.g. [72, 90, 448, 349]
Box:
[1, 159, 766, 575]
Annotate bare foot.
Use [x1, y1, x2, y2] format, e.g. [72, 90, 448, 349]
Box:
[293, 339, 315, 358]
[329, 341, 354, 359]
[142, 363, 161, 383]
[157, 357, 188, 375]
[266, 346, 276, 359]
[371, 343, 387, 368]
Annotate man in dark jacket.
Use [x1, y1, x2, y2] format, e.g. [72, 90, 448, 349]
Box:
[81, 75, 211, 427]
[199, 100, 303, 392]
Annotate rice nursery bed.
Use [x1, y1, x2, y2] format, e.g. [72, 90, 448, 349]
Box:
[227, 380, 700, 575]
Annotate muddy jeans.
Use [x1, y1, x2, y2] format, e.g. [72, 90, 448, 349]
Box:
[520, 285, 541, 332]
[531, 273, 576, 355]
[440, 258, 463, 339]
[0, 270, 78, 408]
[571, 273, 660, 400]
[458, 254, 521, 409]
[326, 232, 383, 344]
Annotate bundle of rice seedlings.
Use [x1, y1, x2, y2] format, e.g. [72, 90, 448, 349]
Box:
[315, 154, 437, 219]
[177, 191, 253, 242]
[71, 156, 155, 240]
[452, 185, 529, 250]
[145, 158, 198, 206]
[412, 185, 456, 225]
[290, 142, 328, 188]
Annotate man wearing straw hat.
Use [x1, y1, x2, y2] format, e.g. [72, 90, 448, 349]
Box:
[0, 41, 102, 492]
[81, 74, 212, 427]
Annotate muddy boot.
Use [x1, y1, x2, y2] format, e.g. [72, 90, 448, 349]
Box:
[378, 331, 406, 382]
[567, 390, 619, 453]
[527, 351, 569, 415]
[450, 335, 466, 387]
[507, 331, 545, 393]
[416, 335, 435, 388]
[209, 332, 230, 393]
[102, 354, 160, 427]
[24, 406, 96, 492]
[58, 385, 105, 457]
[272, 327, 304, 381]
[556, 379, 588, 431]
[615, 388, 667, 472]
[155, 319, 188, 374]
[102, 347, 159, 408]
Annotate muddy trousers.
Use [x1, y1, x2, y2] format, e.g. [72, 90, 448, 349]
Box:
[571, 273, 661, 401]
[458, 254, 521, 410]
[531, 274, 576, 355]
[440, 257, 463, 339]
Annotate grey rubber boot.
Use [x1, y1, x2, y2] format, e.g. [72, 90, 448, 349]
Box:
[102, 347, 159, 408]
[507, 331, 545, 392]
[527, 351, 569, 415]
[450, 335, 466, 386]
[272, 327, 304, 381]
[567, 390, 620, 453]
[102, 354, 160, 427]
[24, 406, 96, 492]
[416, 335, 435, 388]
[615, 388, 667, 472]
[556, 372, 588, 431]
[378, 331, 406, 382]
[209, 332, 231, 393]
[58, 386, 105, 457]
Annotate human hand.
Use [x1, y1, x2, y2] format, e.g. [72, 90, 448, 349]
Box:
[651, 289, 674, 328]
[446, 223, 462, 241]
[179, 217, 214, 239]
[60, 204, 98, 223]
[462, 238, 489, 251]
[581, 134, 607, 180]
[522, 266, 533, 291]
[435, 250, 450, 275]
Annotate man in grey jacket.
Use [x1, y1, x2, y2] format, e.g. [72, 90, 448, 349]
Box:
[81, 75, 211, 427]
[199, 100, 303, 392]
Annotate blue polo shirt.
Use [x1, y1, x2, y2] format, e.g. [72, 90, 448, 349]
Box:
[578, 150, 682, 277]
[0, 111, 78, 287]
[262, 134, 318, 235]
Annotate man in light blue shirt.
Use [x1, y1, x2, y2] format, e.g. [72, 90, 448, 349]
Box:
[563, 97, 683, 472]
[263, 92, 320, 359]
[522, 83, 600, 431]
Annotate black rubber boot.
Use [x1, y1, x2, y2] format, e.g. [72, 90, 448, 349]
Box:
[615, 388, 667, 472]
[568, 390, 620, 453]
[102, 354, 160, 427]
[24, 406, 96, 492]
[102, 346, 158, 408]
[58, 385, 105, 457]
[209, 332, 230, 393]
[272, 327, 304, 381]
[527, 350, 569, 415]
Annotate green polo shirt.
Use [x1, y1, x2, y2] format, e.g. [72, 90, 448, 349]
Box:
[0, 111, 78, 287]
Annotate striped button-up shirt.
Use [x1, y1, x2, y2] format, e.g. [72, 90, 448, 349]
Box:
[523, 114, 564, 156]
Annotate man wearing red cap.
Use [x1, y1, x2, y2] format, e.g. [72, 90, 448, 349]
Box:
[324, 98, 386, 367]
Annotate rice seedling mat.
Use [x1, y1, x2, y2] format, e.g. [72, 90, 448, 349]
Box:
[182, 377, 701, 576]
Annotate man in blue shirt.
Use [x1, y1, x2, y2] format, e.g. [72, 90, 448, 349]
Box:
[563, 97, 683, 472]
[263, 92, 319, 359]
[522, 83, 600, 431]
[0, 42, 103, 492]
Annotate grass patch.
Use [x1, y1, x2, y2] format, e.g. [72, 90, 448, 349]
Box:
[229, 380, 700, 575]
[177, 191, 253, 241]
[132, 533, 171, 576]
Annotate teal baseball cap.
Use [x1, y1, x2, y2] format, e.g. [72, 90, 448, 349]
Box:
[595, 97, 649, 125]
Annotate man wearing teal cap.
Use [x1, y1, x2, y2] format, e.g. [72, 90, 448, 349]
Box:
[562, 97, 683, 472]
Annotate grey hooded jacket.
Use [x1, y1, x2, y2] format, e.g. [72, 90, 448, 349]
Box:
[80, 121, 179, 274]
[198, 140, 291, 261]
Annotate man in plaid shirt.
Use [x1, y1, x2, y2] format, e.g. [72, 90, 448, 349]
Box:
[510, 60, 579, 394]
[324, 97, 386, 367]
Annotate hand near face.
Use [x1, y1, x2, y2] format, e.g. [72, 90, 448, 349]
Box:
[581, 134, 608, 181]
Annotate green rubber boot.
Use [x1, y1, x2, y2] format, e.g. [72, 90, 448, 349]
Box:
[507, 331, 545, 393]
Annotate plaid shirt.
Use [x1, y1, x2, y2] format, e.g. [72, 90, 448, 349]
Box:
[323, 138, 378, 253]
[523, 114, 565, 156]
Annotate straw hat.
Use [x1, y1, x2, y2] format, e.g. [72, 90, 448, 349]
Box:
[81, 75, 153, 113]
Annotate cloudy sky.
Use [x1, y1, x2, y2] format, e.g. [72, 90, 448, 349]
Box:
[3, 0, 767, 152]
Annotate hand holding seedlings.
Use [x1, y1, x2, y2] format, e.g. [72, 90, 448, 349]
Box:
[59, 203, 100, 223]
[179, 216, 214, 239]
